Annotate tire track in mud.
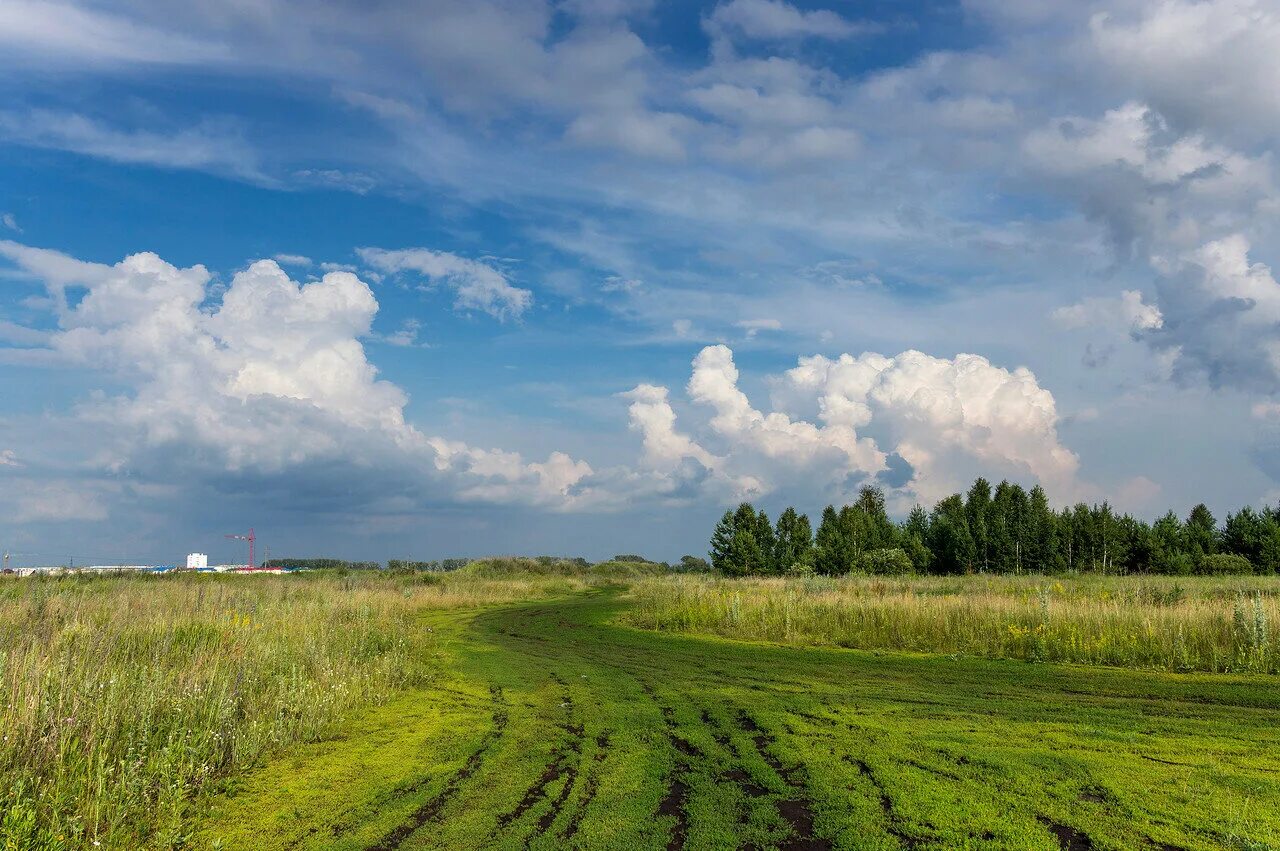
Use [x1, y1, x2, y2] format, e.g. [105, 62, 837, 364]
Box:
[729, 711, 833, 851]
[364, 685, 509, 851]
[492, 673, 585, 840]
[840, 756, 920, 850]
[636, 681, 698, 851]
[560, 730, 611, 844]
[489, 606, 836, 850]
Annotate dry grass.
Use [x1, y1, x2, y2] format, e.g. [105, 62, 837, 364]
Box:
[623, 572, 1280, 673]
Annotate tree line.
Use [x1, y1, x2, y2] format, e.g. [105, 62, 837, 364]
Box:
[710, 479, 1280, 576]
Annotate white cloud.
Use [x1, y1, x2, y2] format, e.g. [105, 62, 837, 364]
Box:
[1146, 234, 1280, 390]
[706, 0, 874, 41]
[782, 348, 1080, 502]
[0, 110, 266, 182]
[1, 213, 19, 232]
[1090, 0, 1280, 143]
[621, 384, 718, 472]
[565, 109, 692, 161]
[272, 253, 312, 267]
[374, 318, 425, 348]
[357, 247, 533, 320]
[0, 449, 20, 467]
[0, 320, 48, 347]
[0, 243, 589, 510]
[735, 318, 782, 339]
[0, 0, 230, 67]
[1053, 290, 1163, 333]
[1114, 474, 1162, 511]
[622, 344, 1080, 506]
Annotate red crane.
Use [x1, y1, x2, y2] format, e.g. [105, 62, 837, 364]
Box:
[225, 528, 255, 570]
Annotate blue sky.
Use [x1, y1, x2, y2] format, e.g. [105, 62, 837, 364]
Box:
[2, 0, 1279, 565]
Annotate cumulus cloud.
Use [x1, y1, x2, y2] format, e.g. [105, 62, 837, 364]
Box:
[0, 243, 590, 515]
[1, 213, 19, 232]
[0, 449, 20, 467]
[357, 247, 533, 320]
[624, 344, 1079, 506]
[781, 349, 1080, 502]
[1147, 235, 1280, 391]
[621, 384, 719, 472]
[706, 0, 873, 41]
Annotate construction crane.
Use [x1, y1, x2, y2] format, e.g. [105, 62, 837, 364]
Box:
[225, 528, 256, 570]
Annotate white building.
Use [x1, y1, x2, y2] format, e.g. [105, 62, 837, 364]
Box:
[186, 552, 208, 570]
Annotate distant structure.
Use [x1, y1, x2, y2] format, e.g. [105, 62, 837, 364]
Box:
[186, 552, 208, 570]
[225, 528, 256, 570]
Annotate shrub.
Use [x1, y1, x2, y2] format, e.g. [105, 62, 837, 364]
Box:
[857, 547, 914, 575]
[677, 555, 713, 573]
[1199, 553, 1254, 575]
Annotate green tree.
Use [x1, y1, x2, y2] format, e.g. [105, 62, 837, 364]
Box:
[855, 485, 897, 551]
[1184, 503, 1218, 564]
[929, 495, 975, 574]
[754, 510, 777, 574]
[1026, 485, 1064, 573]
[724, 524, 763, 577]
[966, 478, 993, 570]
[774, 507, 814, 574]
[709, 509, 736, 574]
[1222, 507, 1267, 567]
[814, 505, 850, 575]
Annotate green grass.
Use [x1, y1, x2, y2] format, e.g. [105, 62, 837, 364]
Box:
[6, 572, 1280, 850]
[624, 573, 1280, 673]
[0, 570, 595, 850]
[191, 588, 1280, 851]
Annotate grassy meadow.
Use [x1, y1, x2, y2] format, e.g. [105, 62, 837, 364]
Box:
[625, 572, 1280, 673]
[2, 563, 1279, 850]
[0, 567, 598, 851]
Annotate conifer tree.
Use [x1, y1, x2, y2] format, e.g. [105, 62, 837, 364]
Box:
[709, 509, 735, 574]
[774, 507, 814, 574]
[814, 505, 846, 575]
[725, 524, 762, 577]
[754, 510, 776, 574]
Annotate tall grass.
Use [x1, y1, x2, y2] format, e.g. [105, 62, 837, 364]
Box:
[623, 573, 1280, 674]
[0, 570, 587, 850]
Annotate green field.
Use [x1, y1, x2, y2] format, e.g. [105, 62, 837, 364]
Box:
[5, 572, 1280, 850]
[194, 589, 1279, 850]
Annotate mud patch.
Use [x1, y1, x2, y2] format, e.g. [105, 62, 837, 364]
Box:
[1037, 816, 1094, 851]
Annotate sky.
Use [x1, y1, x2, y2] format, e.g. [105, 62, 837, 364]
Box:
[2, 0, 1279, 566]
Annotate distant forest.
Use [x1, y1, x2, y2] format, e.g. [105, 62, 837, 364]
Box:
[711, 480, 1280, 576]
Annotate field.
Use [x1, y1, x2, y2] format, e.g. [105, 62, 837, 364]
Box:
[3, 568, 1280, 850]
